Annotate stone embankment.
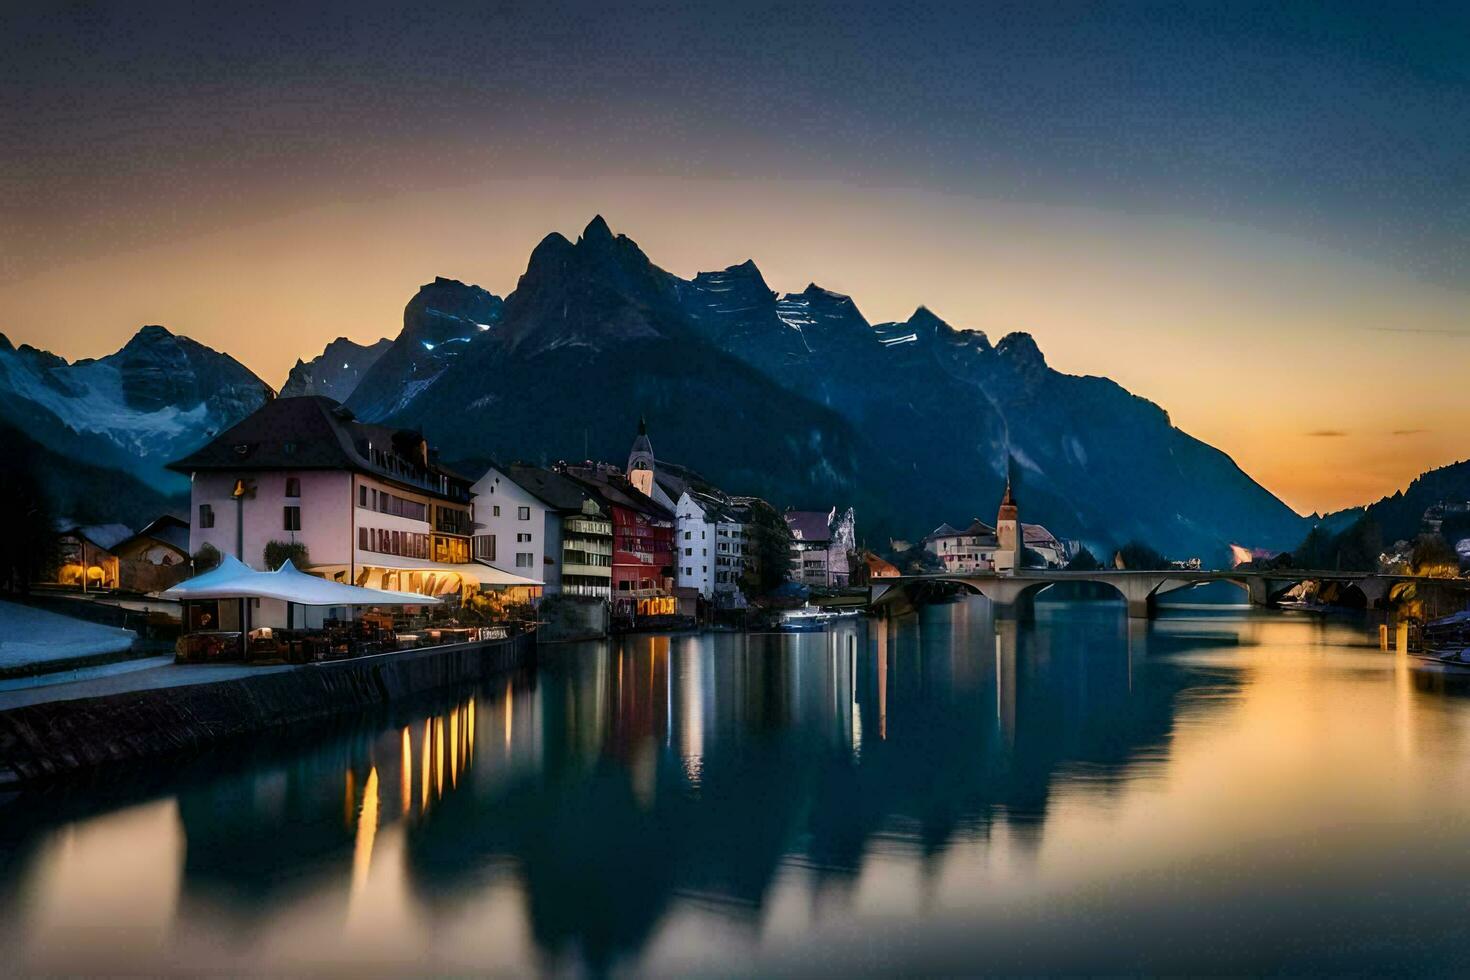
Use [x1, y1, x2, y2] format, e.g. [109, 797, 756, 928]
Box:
[0, 631, 535, 785]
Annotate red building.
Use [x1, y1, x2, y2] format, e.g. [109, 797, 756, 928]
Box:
[560, 463, 675, 605]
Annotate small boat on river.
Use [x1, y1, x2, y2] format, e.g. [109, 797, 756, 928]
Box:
[1410, 611, 1470, 671]
[778, 605, 859, 632]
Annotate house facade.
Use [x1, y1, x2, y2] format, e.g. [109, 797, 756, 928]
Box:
[562, 463, 675, 602]
[168, 396, 522, 600]
[926, 485, 1068, 575]
[923, 519, 1000, 573]
[502, 463, 614, 599]
[784, 507, 857, 587]
[674, 491, 716, 599]
[470, 465, 549, 580]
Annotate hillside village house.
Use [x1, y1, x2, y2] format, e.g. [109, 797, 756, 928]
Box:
[49, 524, 130, 590]
[785, 507, 857, 587]
[113, 515, 192, 592]
[561, 462, 676, 609]
[483, 463, 614, 599]
[169, 396, 541, 605]
[45, 516, 193, 593]
[923, 519, 1001, 573]
[620, 418, 754, 606]
[924, 484, 1069, 573]
[471, 464, 549, 582]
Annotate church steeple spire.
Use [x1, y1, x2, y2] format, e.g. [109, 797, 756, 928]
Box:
[627, 414, 655, 495]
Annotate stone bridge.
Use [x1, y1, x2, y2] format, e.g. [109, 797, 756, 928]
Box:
[869, 569, 1440, 620]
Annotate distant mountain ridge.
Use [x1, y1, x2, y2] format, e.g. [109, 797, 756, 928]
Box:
[345, 276, 504, 420]
[281, 336, 391, 401]
[351, 217, 1307, 559]
[1, 218, 1314, 557]
[1315, 457, 1470, 544]
[0, 325, 272, 496]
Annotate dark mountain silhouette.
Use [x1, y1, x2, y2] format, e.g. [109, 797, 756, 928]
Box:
[0, 325, 271, 497]
[355, 217, 1304, 558]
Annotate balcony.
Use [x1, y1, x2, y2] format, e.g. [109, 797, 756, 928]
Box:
[562, 562, 613, 579]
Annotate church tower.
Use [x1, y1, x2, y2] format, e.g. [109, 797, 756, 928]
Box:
[996, 477, 1020, 574]
[627, 415, 656, 497]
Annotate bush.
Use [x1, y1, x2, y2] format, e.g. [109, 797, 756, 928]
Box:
[192, 542, 222, 573]
[1066, 546, 1102, 571]
[263, 540, 309, 570]
[1113, 541, 1167, 570]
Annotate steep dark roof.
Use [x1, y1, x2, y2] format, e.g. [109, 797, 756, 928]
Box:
[169, 395, 469, 499]
[124, 514, 190, 553]
[925, 518, 997, 542]
[504, 464, 604, 514]
[61, 523, 133, 551]
[563, 466, 674, 521]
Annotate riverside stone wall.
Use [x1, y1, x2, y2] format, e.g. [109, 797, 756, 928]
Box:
[0, 631, 535, 785]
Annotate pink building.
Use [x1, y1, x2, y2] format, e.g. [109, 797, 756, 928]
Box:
[168, 396, 490, 603]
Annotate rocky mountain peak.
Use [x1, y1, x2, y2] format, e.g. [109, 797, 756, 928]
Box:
[580, 214, 614, 243]
[995, 331, 1046, 367]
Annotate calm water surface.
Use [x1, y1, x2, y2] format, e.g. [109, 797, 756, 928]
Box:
[4, 595, 1470, 975]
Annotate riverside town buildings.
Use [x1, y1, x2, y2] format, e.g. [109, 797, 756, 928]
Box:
[170, 396, 542, 602]
[785, 507, 857, 587]
[489, 464, 614, 599]
[922, 482, 1068, 573]
[171, 398, 861, 619]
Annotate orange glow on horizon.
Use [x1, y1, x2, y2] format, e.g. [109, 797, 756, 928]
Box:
[3, 177, 1462, 514]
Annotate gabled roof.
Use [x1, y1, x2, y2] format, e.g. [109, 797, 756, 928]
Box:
[504, 463, 605, 514]
[1022, 523, 1061, 547]
[562, 466, 675, 521]
[925, 519, 996, 542]
[61, 523, 133, 551]
[122, 514, 190, 554]
[168, 395, 470, 498]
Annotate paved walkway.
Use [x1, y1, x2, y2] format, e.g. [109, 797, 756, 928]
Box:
[0, 657, 294, 712]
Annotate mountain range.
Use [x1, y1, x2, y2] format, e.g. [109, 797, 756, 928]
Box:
[2, 217, 1321, 559]
[351, 216, 1304, 560]
[0, 326, 272, 524]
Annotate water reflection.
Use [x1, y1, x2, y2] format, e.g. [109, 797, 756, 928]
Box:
[9, 600, 1470, 973]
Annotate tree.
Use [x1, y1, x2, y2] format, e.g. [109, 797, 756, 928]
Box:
[1066, 546, 1102, 571]
[192, 542, 222, 573]
[0, 446, 58, 592]
[1287, 517, 1383, 573]
[1333, 517, 1383, 573]
[739, 498, 795, 598]
[263, 540, 310, 570]
[1409, 533, 1460, 578]
[1113, 540, 1167, 570]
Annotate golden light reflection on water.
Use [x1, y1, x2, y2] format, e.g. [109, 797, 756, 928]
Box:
[13, 615, 1470, 974]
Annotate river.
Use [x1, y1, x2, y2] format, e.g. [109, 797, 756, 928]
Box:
[3, 593, 1470, 975]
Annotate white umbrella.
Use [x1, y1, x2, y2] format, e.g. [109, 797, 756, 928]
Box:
[162, 557, 439, 606]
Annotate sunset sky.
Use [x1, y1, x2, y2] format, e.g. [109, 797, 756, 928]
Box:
[2, 1, 1466, 515]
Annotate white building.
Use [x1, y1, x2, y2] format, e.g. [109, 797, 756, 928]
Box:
[714, 503, 749, 605]
[674, 491, 716, 599]
[470, 464, 549, 582]
[923, 519, 1000, 572]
